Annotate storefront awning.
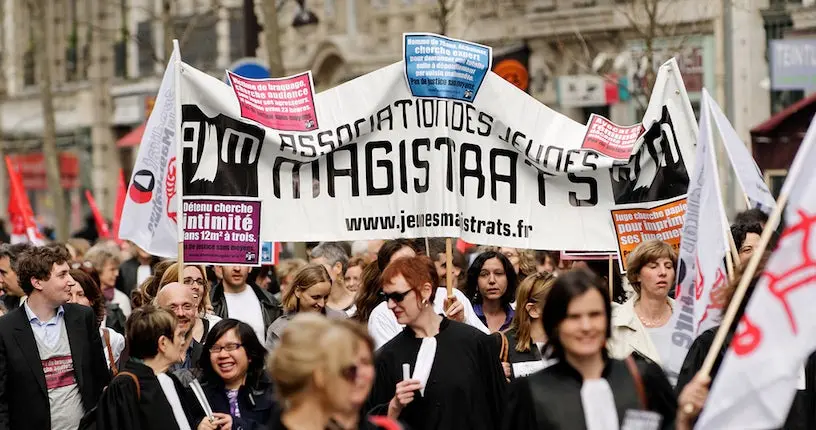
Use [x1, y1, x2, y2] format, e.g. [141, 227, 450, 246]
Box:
[116, 122, 147, 148]
[751, 92, 816, 137]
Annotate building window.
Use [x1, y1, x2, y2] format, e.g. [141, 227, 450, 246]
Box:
[23, 49, 36, 87]
[174, 13, 218, 71]
[136, 21, 154, 76]
[581, 105, 610, 124]
[764, 169, 787, 198]
[114, 40, 128, 78]
[228, 7, 245, 61]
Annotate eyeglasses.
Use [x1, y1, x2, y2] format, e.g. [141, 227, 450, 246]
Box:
[209, 342, 243, 354]
[183, 277, 206, 287]
[340, 364, 358, 382]
[380, 290, 413, 303]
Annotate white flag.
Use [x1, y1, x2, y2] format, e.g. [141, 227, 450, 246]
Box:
[707, 91, 776, 214]
[118, 47, 180, 257]
[664, 91, 729, 386]
[697, 116, 816, 429]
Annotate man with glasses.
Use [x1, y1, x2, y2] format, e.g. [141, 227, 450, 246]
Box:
[155, 282, 202, 372]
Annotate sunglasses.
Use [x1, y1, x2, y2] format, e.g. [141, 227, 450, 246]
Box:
[340, 364, 358, 382]
[379, 290, 413, 303]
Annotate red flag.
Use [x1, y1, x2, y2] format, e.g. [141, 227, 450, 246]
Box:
[4, 156, 43, 244]
[84, 190, 111, 239]
[112, 169, 126, 242]
[456, 239, 473, 253]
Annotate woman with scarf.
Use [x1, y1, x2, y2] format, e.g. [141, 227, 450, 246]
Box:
[466, 251, 518, 333]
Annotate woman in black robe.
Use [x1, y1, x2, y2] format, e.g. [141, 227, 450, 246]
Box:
[501, 271, 557, 379]
[503, 270, 676, 430]
[366, 255, 506, 430]
[94, 306, 231, 430]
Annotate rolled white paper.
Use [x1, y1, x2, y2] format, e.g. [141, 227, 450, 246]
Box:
[402, 363, 411, 381]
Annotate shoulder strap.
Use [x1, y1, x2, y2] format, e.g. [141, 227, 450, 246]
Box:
[368, 416, 403, 430]
[499, 331, 509, 363]
[201, 316, 210, 338]
[624, 356, 648, 409]
[118, 371, 141, 401]
[102, 329, 118, 376]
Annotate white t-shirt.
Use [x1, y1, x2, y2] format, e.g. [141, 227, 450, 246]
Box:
[224, 286, 265, 343]
[136, 265, 152, 287]
[368, 287, 489, 349]
[647, 323, 674, 364]
[156, 373, 192, 430]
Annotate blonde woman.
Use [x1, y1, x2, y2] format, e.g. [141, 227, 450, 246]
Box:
[267, 314, 404, 430]
[608, 240, 677, 365]
[264, 264, 344, 350]
[160, 262, 222, 343]
[502, 271, 557, 379]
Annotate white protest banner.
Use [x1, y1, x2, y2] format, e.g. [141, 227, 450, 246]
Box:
[697, 116, 816, 429]
[706, 89, 776, 214]
[119, 47, 179, 257]
[664, 92, 729, 386]
[176, 36, 695, 250]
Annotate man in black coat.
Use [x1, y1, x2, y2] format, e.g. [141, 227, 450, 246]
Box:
[0, 245, 110, 430]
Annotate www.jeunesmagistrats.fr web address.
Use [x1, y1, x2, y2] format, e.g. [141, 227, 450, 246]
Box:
[344, 211, 534, 238]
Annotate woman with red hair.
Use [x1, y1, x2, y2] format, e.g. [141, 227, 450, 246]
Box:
[365, 256, 506, 430]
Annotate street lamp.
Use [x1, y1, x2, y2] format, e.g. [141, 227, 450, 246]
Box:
[292, 0, 320, 28]
[243, 0, 319, 57]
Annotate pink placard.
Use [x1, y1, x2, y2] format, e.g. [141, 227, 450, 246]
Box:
[581, 114, 644, 161]
[228, 71, 319, 132]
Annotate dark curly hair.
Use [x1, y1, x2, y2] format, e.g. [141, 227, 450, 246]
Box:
[70, 268, 106, 328]
[17, 246, 71, 295]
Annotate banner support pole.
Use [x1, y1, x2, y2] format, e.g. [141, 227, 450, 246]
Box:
[608, 255, 614, 300]
[173, 39, 184, 284]
[445, 238, 453, 299]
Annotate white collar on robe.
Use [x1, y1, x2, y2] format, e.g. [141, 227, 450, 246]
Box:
[408, 337, 437, 396]
[581, 378, 619, 430]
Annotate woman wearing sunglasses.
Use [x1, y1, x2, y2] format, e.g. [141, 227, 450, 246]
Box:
[366, 256, 506, 430]
[268, 314, 404, 430]
[500, 271, 557, 380]
[161, 263, 222, 344]
[196, 319, 276, 428]
[265, 264, 345, 350]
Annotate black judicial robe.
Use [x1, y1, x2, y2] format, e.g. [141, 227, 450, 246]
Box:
[366, 317, 506, 430]
[503, 358, 676, 430]
[93, 359, 199, 430]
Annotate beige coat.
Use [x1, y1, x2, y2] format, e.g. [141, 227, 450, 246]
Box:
[607, 295, 675, 365]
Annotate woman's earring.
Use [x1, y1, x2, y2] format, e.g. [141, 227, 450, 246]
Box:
[422, 299, 429, 306]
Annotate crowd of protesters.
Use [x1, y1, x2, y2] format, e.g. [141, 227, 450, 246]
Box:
[0, 207, 812, 429]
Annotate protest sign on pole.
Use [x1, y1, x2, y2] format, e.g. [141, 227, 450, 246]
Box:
[663, 92, 730, 386]
[610, 196, 687, 273]
[175, 45, 695, 251]
[112, 169, 126, 243]
[706, 89, 776, 214]
[697, 116, 816, 429]
[119, 46, 180, 257]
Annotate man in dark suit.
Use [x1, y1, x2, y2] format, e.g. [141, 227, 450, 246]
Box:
[0, 245, 110, 430]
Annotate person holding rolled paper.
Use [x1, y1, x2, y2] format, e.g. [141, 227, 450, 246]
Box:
[94, 305, 231, 430]
[365, 255, 506, 430]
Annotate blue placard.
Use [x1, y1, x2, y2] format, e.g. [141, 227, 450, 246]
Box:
[403, 33, 492, 102]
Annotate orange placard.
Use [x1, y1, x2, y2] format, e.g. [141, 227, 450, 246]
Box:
[611, 197, 687, 272]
